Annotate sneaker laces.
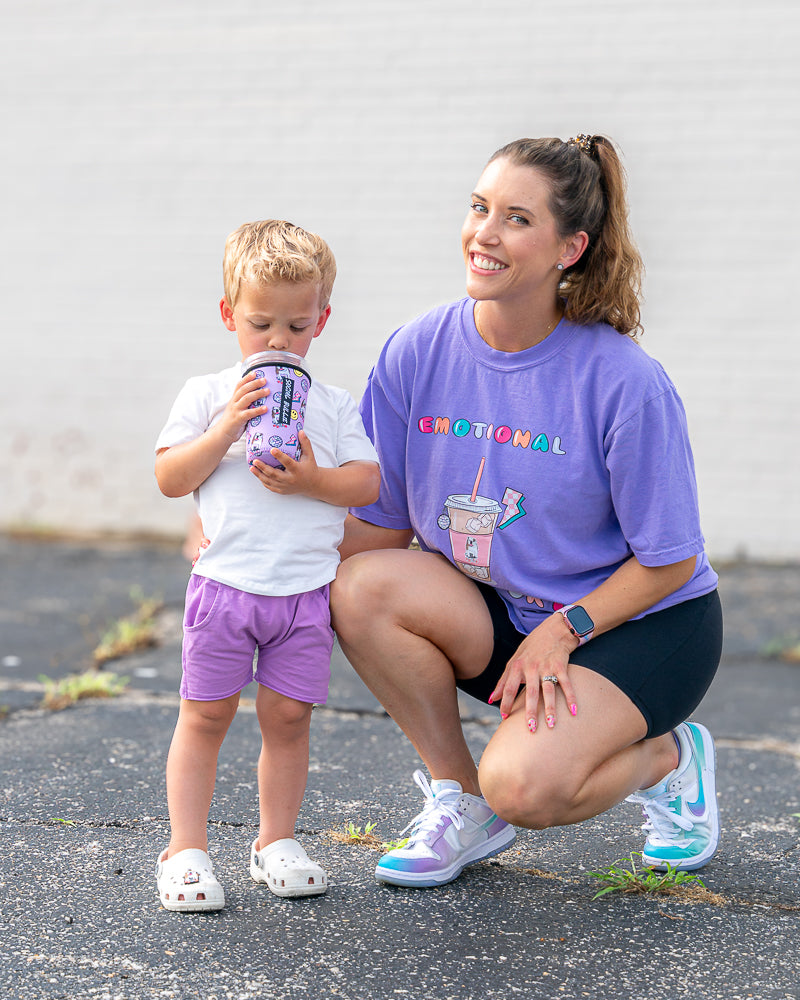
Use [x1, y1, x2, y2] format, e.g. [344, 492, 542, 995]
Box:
[400, 769, 465, 845]
[626, 789, 694, 845]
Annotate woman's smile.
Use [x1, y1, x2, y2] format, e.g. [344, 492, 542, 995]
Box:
[469, 252, 509, 272]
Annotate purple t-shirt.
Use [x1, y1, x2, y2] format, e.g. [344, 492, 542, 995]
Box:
[352, 297, 718, 634]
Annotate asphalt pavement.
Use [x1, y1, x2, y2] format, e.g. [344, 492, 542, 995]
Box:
[0, 533, 798, 1000]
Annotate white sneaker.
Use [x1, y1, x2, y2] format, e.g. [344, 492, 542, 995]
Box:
[626, 721, 720, 871]
[375, 770, 516, 887]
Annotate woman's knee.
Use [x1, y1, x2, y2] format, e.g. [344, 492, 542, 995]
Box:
[479, 744, 579, 830]
[330, 552, 394, 638]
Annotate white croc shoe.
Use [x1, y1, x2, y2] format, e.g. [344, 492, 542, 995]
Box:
[156, 848, 225, 912]
[250, 838, 328, 898]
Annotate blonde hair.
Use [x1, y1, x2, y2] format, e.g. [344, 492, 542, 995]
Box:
[488, 136, 644, 339]
[222, 219, 337, 309]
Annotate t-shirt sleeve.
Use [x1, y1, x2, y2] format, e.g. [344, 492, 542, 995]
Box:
[606, 385, 706, 566]
[350, 346, 414, 530]
[333, 390, 380, 467]
[155, 377, 212, 452]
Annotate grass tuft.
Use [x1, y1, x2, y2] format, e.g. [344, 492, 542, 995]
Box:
[589, 853, 724, 904]
[328, 820, 409, 852]
[39, 669, 129, 711]
[761, 633, 800, 663]
[93, 587, 162, 665]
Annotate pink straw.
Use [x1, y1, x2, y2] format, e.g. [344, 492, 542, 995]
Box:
[470, 457, 486, 502]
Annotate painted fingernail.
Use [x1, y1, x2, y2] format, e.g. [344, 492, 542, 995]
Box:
[569, 704, 578, 717]
[487, 694, 494, 705]
[500, 712, 508, 721]
[528, 718, 537, 733]
[546, 714, 555, 729]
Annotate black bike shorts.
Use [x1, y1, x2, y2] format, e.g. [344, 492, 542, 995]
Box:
[456, 585, 723, 739]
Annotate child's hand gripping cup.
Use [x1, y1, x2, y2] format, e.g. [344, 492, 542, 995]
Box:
[243, 351, 312, 468]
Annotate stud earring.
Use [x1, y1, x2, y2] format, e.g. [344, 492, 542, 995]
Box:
[556, 263, 564, 271]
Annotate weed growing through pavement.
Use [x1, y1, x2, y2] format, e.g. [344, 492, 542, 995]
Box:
[93, 587, 163, 666]
[382, 836, 411, 850]
[345, 820, 378, 840]
[328, 820, 409, 852]
[589, 853, 714, 901]
[39, 669, 129, 711]
[761, 632, 800, 663]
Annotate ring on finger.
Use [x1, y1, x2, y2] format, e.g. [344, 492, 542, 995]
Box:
[542, 675, 559, 685]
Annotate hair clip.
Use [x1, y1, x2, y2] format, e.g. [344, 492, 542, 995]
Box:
[567, 133, 595, 155]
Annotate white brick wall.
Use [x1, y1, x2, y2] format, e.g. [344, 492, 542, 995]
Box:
[2, 0, 798, 559]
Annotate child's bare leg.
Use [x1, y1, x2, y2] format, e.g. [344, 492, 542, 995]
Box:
[165, 693, 240, 856]
[254, 685, 313, 849]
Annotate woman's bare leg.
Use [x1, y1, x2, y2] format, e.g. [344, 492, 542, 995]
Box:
[479, 665, 679, 828]
[331, 549, 495, 794]
[333, 551, 679, 830]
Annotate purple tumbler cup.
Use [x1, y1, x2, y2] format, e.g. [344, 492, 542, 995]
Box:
[243, 351, 312, 468]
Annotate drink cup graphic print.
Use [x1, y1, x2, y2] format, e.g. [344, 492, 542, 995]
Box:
[437, 459, 502, 583]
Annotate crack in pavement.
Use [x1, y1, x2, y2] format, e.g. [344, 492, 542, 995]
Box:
[2, 687, 800, 762]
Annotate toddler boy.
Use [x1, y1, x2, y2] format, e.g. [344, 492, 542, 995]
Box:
[154, 220, 379, 910]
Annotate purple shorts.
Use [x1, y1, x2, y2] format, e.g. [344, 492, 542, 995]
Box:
[180, 574, 333, 704]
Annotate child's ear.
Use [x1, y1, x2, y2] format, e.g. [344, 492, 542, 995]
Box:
[313, 305, 332, 338]
[220, 297, 237, 331]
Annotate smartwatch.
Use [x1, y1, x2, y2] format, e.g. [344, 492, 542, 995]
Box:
[557, 604, 595, 645]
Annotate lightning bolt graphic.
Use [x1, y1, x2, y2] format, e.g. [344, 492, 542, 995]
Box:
[498, 488, 526, 528]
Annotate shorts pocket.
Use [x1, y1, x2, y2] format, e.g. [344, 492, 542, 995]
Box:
[183, 576, 222, 631]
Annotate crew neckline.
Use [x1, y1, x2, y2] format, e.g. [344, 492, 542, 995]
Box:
[459, 297, 575, 369]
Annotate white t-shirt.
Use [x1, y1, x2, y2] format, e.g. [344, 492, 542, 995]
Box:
[156, 362, 379, 597]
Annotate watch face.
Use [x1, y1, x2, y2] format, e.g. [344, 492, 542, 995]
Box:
[565, 605, 594, 636]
